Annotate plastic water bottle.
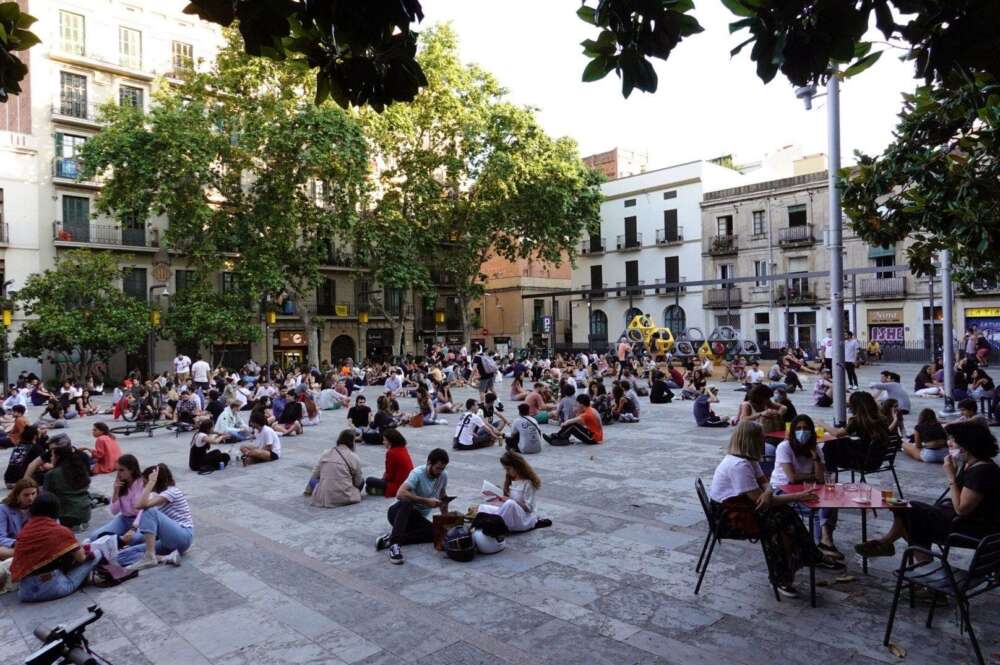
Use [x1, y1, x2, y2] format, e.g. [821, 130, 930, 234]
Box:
[218, 461, 225, 471]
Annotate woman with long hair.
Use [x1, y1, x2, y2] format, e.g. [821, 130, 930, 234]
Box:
[902, 408, 948, 463]
[0, 478, 38, 559]
[364, 428, 414, 498]
[708, 421, 840, 598]
[88, 453, 143, 543]
[306, 430, 364, 507]
[879, 398, 905, 438]
[736, 385, 786, 432]
[83, 422, 121, 475]
[118, 464, 192, 570]
[477, 451, 550, 532]
[770, 414, 841, 558]
[42, 443, 91, 530]
[914, 364, 944, 397]
[824, 390, 892, 471]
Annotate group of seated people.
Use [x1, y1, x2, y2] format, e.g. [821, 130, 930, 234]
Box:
[709, 414, 1000, 599]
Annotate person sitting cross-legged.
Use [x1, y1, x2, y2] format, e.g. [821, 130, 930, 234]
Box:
[543, 394, 604, 445]
[452, 399, 500, 450]
[240, 410, 281, 466]
[119, 464, 192, 571]
[375, 448, 452, 565]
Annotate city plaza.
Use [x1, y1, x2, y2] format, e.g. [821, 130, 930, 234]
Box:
[1, 362, 994, 665]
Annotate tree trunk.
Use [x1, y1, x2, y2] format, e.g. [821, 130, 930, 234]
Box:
[458, 293, 470, 351]
[300, 306, 320, 369]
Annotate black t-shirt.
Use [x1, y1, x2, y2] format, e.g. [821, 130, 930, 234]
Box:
[347, 405, 371, 428]
[650, 380, 672, 402]
[206, 399, 226, 422]
[914, 421, 946, 443]
[959, 461, 1000, 530]
[279, 401, 303, 425]
[372, 410, 394, 432]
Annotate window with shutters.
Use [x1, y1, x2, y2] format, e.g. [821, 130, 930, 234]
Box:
[175, 270, 196, 293]
[59, 11, 85, 55]
[119, 27, 142, 69]
[716, 215, 733, 236]
[664, 256, 679, 291]
[172, 41, 194, 71]
[590, 265, 603, 291]
[752, 210, 766, 236]
[663, 209, 679, 242]
[123, 268, 147, 301]
[317, 278, 336, 314]
[55, 133, 87, 178]
[788, 204, 808, 227]
[59, 73, 88, 119]
[61, 196, 90, 242]
[753, 260, 768, 287]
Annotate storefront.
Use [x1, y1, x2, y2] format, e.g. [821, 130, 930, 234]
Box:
[868, 309, 905, 346]
[365, 328, 394, 361]
[493, 336, 512, 356]
[274, 330, 308, 368]
[964, 307, 1000, 352]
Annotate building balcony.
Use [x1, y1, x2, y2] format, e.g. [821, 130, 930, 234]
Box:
[316, 302, 355, 317]
[52, 102, 103, 128]
[52, 158, 101, 188]
[53, 221, 159, 250]
[968, 278, 1000, 294]
[654, 276, 687, 295]
[860, 276, 907, 300]
[581, 237, 606, 255]
[616, 280, 645, 297]
[774, 284, 817, 305]
[616, 233, 643, 251]
[655, 226, 684, 245]
[588, 282, 608, 299]
[778, 224, 816, 247]
[705, 287, 742, 308]
[49, 46, 155, 82]
[0, 223, 9, 245]
[707, 234, 738, 256]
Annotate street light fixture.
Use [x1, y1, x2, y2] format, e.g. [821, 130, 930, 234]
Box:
[797, 73, 847, 426]
[147, 284, 169, 380]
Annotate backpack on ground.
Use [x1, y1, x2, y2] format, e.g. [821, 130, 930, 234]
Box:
[444, 526, 476, 562]
[3, 445, 29, 486]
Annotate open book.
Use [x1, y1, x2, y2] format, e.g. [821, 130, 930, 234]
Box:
[481, 480, 504, 501]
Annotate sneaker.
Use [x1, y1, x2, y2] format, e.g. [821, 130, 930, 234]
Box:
[388, 543, 404, 565]
[127, 557, 158, 572]
[534, 518, 553, 529]
[375, 533, 391, 552]
[160, 550, 181, 567]
[776, 584, 800, 599]
[542, 433, 552, 444]
[818, 542, 845, 560]
[854, 540, 896, 558]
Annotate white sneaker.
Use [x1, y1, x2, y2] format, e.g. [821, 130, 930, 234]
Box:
[159, 550, 181, 567]
[388, 543, 404, 565]
[126, 557, 158, 572]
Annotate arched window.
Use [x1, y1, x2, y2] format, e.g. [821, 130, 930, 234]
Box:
[590, 310, 609, 345]
[663, 305, 686, 334]
[624, 307, 643, 326]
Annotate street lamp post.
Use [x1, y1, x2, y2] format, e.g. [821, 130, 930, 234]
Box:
[797, 72, 847, 425]
[941, 250, 956, 414]
[147, 284, 169, 380]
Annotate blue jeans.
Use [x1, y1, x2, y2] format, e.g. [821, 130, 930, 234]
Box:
[774, 487, 838, 543]
[920, 447, 948, 463]
[87, 514, 138, 543]
[19, 557, 100, 602]
[117, 508, 194, 566]
[226, 430, 250, 442]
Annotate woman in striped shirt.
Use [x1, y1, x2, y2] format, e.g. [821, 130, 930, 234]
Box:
[118, 464, 193, 571]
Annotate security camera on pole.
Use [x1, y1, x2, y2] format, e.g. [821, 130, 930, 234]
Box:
[796, 72, 847, 426]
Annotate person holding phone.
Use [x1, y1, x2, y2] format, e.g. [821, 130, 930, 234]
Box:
[375, 448, 451, 565]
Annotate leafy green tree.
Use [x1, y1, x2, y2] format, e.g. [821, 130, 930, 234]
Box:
[0, 2, 40, 103]
[80, 30, 370, 368]
[160, 279, 261, 368]
[358, 26, 603, 346]
[13, 250, 151, 381]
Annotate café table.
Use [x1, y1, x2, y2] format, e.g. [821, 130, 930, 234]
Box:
[779, 482, 910, 607]
[765, 430, 838, 442]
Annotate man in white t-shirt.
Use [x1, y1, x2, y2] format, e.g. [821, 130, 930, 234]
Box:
[842, 331, 860, 389]
[191, 355, 211, 390]
[173, 353, 192, 381]
[745, 361, 765, 386]
[819, 329, 833, 371]
[453, 398, 498, 450]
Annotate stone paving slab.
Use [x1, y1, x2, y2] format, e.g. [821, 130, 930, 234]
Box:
[1, 363, 998, 665]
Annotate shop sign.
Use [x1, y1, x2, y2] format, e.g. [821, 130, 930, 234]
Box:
[277, 330, 308, 347]
[867, 309, 903, 324]
[966, 307, 1000, 318]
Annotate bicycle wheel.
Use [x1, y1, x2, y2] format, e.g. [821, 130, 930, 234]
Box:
[120, 397, 139, 422]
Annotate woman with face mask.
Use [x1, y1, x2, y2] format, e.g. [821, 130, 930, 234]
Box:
[770, 414, 842, 561]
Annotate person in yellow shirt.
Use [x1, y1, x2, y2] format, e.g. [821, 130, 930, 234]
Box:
[866, 340, 881, 365]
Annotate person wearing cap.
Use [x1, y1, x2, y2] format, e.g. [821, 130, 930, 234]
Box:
[694, 386, 727, 427]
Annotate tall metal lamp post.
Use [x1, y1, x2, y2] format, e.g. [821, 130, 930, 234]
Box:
[147, 284, 169, 380]
[796, 72, 847, 425]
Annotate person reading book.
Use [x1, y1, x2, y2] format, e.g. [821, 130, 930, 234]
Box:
[476, 452, 551, 532]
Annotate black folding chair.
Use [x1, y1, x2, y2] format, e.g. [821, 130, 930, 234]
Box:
[834, 434, 905, 498]
[694, 478, 780, 601]
[884, 533, 1000, 665]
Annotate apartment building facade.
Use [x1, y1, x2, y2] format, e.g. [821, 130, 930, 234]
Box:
[699, 170, 1000, 352]
[569, 160, 745, 350]
[0, 0, 410, 379]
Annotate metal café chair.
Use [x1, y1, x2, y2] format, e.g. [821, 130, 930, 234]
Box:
[884, 533, 1000, 665]
[694, 478, 781, 601]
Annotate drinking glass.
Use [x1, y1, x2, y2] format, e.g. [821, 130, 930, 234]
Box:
[881, 482, 894, 503]
[859, 484, 872, 502]
[824, 472, 836, 492]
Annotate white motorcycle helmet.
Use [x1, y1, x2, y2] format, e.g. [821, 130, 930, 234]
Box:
[472, 529, 506, 554]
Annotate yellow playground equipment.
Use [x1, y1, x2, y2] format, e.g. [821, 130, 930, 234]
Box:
[625, 314, 675, 354]
[697, 340, 716, 363]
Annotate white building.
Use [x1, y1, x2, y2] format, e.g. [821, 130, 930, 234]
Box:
[0, 0, 225, 378]
[570, 159, 745, 349]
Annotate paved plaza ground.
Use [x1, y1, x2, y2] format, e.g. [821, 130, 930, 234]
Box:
[1, 363, 997, 665]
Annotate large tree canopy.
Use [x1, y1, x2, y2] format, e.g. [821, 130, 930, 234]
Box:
[13, 250, 151, 381]
[0, 1, 39, 102]
[358, 26, 603, 344]
[79, 30, 370, 367]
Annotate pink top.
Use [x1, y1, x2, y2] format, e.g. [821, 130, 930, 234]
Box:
[110, 479, 145, 519]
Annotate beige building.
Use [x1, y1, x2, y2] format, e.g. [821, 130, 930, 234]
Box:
[0, 0, 415, 379]
[700, 168, 1000, 353]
